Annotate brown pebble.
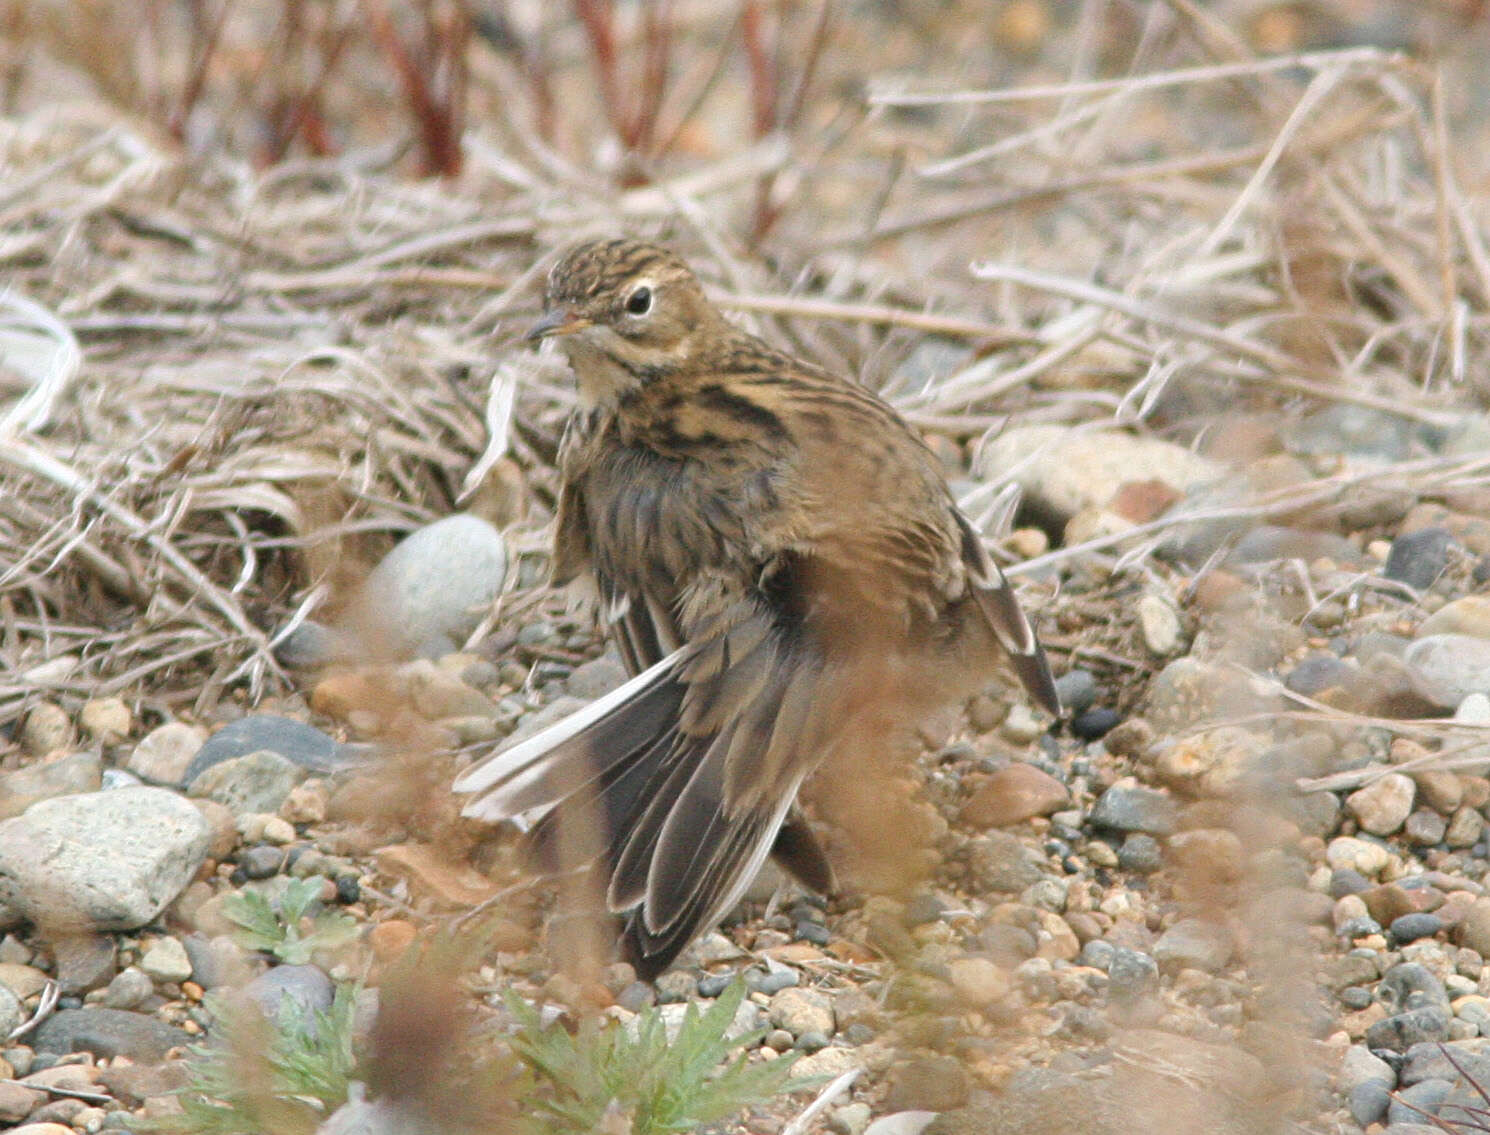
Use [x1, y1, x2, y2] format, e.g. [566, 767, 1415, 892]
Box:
[960, 764, 1069, 828]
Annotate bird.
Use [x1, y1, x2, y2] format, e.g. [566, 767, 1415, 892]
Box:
[453, 237, 1059, 981]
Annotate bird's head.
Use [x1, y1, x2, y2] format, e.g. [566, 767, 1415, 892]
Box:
[528, 238, 725, 401]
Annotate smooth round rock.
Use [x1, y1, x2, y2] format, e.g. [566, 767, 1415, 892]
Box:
[242, 964, 334, 1028]
[126, 722, 207, 786]
[1052, 669, 1098, 715]
[1405, 635, 1490, 709]
[362, 514, 508, 656]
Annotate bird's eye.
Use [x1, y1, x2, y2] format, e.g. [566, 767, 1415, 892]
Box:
[625, 286, 653, 316]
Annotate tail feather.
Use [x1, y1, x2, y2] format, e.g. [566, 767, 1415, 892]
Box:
[955, 509, 1061, 717]
[454, 651, 683, 819]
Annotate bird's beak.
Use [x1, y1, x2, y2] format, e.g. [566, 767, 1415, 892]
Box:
[526, 308, 591, 342]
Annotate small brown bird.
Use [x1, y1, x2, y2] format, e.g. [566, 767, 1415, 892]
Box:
[454, 238, 1059, 980]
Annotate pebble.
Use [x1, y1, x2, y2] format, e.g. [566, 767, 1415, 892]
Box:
[998, 703, 1044, 744]
[1071, 707, 1122, 740]
[1418, 595, 1490, 639]
[187, 750, 306, 816]
[1327, 836, 1394, 877]
[100, 968, 154, 1010]
[1346, 773, 1416, 836]
[1404, 635, 1490, 708]
[1153, 918, 1232, 973]
[768, 987, 834, 1037]
[863, 1113, 938, 1135]
[1388, 1078, 1454, 1126]
[360, 513, 508, 656]
[20, 703, 71, 758]
[1385, 527, 1456, 589]
[238, 844, 286, 879]
[1136, 595, 1184, 656]
[960, 764, 1069, 828]
[1458, 694, 1490, 724]
[1089, 781, 1177, 835]
[139, 937, 193, 984]
[32, 1008, 189, 1061]
[1117, 833, 1162, 874]
[1391, 913, 1445, 944]
[830, 1102, 872, 1135]
[1052, 669, 1098, 715]
[53, 934, 116, 995]
[0, 787, 210, 931]
[78, 698, 131, 745]
[241, 964, 334, 1027]
[0, 752, 103, 819]
[1106, 947, 1160, 1003]
[125, 723, 206, 785]
[182, 715, 358, 784]
[946, 957, 1012, 1007]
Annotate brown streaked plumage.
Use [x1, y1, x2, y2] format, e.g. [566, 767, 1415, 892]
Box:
[454, 237, 1060, 980]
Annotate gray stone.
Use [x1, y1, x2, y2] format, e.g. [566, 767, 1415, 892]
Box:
[1405, 635, 1490, 709]
[0, 983, 19, 1039]
[1153, 918, 1232, 973]
[1401, 1040, 1490, 1087]
[1367, 1007, 1452, 1051]
[565, 653, 628, 700]
[1386, 527, 1456, 590]
[1107, 947, 1159, 1003]
[101, 967, 155, 1010]
[1381, 963, 1451, 1012]
[242, 964, 335, 1028]
[183, 715, 360, 785]
[768, 986, 834, 1037]
[1052, 670, 1098, 715]
[966, 832, 1047, 893]
[187, 750, 305, 815]
[1117, 834, 1162, 874]
[1391, 913, 1445, 944]
[273, 619, 345, 669]
[0, 787, 210, 931]
[1286, 404, 1415, 463]
[1388, 1078, 1453, 1126]
[54, 933, 117, 994]
[1348, 1081, 1392, 1127]
[1285, 654, 1356, 696]
[139, 936, 193, 984]
[126, 723, 207, 786]
[1089, 782, 1176, 835]
[0, 751, 103, 819]
[362, 514, 508, 656]
[32, 1007, 190, 1061]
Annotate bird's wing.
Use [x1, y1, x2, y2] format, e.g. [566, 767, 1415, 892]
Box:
[454, 586, 830, 980]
